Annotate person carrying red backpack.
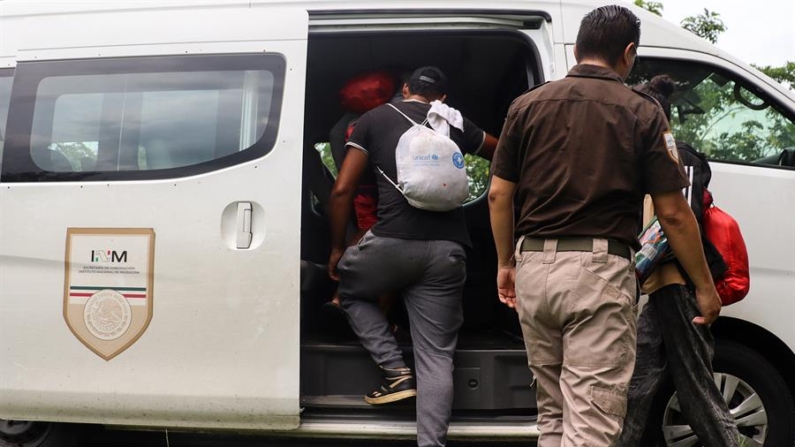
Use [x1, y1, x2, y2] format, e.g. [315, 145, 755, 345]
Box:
[617, 75, 745, 447]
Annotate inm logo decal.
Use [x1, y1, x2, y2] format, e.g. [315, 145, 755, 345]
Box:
[91, 250, 128, 263]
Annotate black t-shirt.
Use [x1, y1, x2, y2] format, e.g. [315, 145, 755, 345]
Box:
[346, 100, 486, 247]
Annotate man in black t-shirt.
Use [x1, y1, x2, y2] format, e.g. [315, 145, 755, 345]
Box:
[327, 66, 496, 447]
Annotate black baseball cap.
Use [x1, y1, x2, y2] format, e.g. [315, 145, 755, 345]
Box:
[409, 66, 449, 94]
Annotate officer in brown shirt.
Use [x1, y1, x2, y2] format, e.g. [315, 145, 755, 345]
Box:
[487, 5, 722, 447]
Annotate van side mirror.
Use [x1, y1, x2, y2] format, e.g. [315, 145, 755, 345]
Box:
[734, 84, 768, 111]
[754, 148, 795, 167]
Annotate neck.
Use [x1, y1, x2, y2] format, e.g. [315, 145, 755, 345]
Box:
[578, 58, 626, 80]
[578, 58, 614, 71]
[405, 94, 431, 103]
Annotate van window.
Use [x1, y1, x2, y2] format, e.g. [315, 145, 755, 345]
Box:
[629, 59, 795, 168]
[2, 55, 285, 182]
[0, 70, 12, 157]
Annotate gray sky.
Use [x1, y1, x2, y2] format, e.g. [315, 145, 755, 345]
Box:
[646, 0, 795, 67]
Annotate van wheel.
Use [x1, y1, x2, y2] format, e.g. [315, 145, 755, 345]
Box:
[651, 340, 795, 447]
[0, 420, 78, 447]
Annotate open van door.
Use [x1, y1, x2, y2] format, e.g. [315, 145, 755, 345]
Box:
[0, 5, 307, 431]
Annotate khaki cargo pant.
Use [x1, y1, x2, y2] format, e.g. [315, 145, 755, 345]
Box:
[514, 238, 637, 447]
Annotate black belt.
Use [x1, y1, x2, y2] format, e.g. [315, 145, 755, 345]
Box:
[521, 237, 632, 261]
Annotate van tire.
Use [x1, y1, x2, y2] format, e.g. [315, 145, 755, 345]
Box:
[648, 339, 795, 447]
[0, 421, 78, 447]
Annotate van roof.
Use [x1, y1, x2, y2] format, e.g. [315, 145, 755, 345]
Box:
[0, 0, 791, 99]
[0, 0, 739, 54]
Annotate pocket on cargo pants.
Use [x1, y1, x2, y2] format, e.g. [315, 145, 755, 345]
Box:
[590, 385, 627, 419]
[558, 253, 636, 446]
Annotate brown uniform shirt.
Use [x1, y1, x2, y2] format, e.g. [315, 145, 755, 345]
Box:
[492, 64, 689, 249]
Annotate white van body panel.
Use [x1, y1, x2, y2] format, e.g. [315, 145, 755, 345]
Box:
[522, 23, 559, 81]
[0, 4, 307, 64]
[0, 5, 308, 430]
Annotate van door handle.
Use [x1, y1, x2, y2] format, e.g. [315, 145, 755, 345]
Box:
[236, 202, 253, 249]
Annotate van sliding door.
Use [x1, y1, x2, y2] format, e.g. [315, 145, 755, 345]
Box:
[0, 6, 307, 431]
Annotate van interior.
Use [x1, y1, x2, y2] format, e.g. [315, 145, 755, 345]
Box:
[299, 29, 541, 421]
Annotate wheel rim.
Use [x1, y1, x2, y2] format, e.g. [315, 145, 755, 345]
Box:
[661, 372, 767, 447]
[0, 420, 51, 447]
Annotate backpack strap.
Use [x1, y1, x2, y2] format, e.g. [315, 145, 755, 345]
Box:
[387, 103, 429, 127]
[375, 165, 401, 192]
[377, 103, 433, 195]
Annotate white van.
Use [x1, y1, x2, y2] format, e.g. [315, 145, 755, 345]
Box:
[1, 1, 793, 446]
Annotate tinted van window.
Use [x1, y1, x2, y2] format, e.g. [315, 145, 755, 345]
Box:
[2, 54, 284, 182]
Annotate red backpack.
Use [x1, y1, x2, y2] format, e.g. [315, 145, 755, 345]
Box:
[702, 190, 750, 305]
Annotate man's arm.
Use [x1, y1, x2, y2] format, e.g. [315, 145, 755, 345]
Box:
[651, 190, 721, 324]
[477, 133, 499, 161]
[488, 175, 518, 308]
[328, 148, 369, 280]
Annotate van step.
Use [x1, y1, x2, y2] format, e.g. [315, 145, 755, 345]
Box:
[296, 411, 539, 440]
[302, 394, 409, 409]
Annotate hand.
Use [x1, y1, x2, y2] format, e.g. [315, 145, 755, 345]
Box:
[328, 248, 345, 281]
[693, 284, 722, 325]
[497, 266, 517, 310]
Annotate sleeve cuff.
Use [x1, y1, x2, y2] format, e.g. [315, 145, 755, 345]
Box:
[491, 165, 519, 183]
[346, 142, 369, 155]
[645, 178, 691, 195]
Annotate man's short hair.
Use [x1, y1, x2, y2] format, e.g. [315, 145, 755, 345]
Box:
[575, 5, 641, 66]
[407, 66, 449, 98]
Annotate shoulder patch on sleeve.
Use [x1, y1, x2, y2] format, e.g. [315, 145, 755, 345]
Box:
[662, 131, 678, 163]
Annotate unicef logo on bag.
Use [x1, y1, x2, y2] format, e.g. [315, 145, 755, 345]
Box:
[452, 152, 465, 169]
[412, 154, 441, 166]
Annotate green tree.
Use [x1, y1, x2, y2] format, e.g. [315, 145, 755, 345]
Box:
[709, 121, 768, 162]
[754, 62, 795, 90]
[464, 154, 490, 202]
[681, 8, 727, 44]
[634, 0, 664, 16]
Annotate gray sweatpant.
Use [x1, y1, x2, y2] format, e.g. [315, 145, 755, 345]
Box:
[337, 231, 467, 447]
[617, 284, 742, 447]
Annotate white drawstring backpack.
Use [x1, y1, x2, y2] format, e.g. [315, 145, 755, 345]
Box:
[376, 103, 469, 212]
